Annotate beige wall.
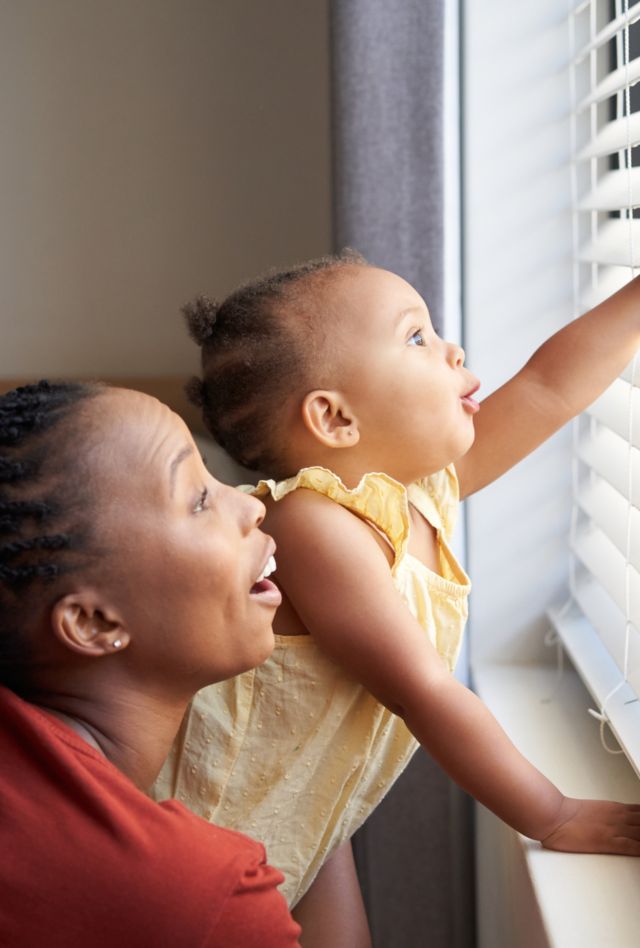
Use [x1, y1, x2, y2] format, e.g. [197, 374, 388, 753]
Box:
[0, 0, 332, 379]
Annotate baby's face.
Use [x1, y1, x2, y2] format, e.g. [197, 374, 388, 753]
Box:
[327, 266, 480, 479]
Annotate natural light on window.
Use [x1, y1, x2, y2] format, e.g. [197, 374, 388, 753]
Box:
[549, 0, 640, 771]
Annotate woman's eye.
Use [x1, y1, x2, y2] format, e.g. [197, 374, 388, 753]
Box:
[194, 487, 209, 513]
[407, 329, 425, 347]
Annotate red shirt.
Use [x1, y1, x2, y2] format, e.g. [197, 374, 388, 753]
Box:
[0, 686, 301, 947]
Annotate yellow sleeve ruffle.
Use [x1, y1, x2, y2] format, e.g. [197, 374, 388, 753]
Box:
[241, 466, 410, 567]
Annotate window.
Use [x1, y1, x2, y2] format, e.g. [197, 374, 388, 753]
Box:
[549, 0, 640, 766]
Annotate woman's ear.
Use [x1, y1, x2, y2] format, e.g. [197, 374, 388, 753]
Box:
[301, 390, 360, 448]
[51, 593, 129, 658]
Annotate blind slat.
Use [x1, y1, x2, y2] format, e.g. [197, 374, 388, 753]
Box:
[575, 6, 640, 64]
[578, 167, 640, 211]
[577, 54, 640, 110]
[571, 522, 640, 629]
[570, 0, 591, 14]
[579, 265, 633, 309]
[576, 475, 640, 569]
[577, 112, 640, 160]
[586, 376, 640, 446]
[579, 218, 640, 267]
[571, 577, 640, 692]
[576, 424, 640, 507]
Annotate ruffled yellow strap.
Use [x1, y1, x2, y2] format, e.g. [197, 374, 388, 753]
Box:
[242, 466, 411, 567]
[407, 465, 459, 541]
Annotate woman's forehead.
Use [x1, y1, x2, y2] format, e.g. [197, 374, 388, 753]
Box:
[95, 388, 181, 434]
[86, 389, 192, 484]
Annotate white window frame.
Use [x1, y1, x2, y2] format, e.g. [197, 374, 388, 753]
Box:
[463, 2, 640, 945]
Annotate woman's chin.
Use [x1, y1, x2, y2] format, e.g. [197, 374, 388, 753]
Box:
[234, 630, 277, 679]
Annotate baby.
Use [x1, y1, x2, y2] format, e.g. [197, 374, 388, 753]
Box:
[153, 251, 640, 945]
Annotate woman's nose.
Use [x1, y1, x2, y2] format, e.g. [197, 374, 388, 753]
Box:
[221, 483, 265, 534]
[242, 492, 266, 532]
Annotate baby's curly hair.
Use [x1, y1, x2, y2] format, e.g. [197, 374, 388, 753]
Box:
[183, 250, 368, 478]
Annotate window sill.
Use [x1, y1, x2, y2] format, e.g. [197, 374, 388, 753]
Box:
[473, 662, 640, 948]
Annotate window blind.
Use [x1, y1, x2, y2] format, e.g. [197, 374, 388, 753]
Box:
[550, 0, 640, 767]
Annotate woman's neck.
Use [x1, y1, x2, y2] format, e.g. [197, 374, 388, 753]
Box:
[29, 684, 188, 791]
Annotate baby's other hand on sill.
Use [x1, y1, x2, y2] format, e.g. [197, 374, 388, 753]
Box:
[540, 797, 640, 856]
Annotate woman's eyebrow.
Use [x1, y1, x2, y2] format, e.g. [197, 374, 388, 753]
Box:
[169, 444, 194, 497]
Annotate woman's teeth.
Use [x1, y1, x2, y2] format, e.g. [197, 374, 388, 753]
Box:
[256, 555, 276, 583]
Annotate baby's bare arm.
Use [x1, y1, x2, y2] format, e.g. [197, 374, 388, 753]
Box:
[266, 490, 640, 854]
[292, 842, 371, 948]
[456, 275, 640, 498]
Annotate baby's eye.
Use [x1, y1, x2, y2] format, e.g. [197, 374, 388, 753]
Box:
[193, 486, 209, 513]
[407, 329, 425, 347]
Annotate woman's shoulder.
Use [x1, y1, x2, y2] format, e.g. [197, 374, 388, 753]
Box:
[0, 687, 296, 945]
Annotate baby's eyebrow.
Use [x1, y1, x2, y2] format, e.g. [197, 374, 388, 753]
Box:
[395, 306, 424, 329]
[169, 444, 194, 497]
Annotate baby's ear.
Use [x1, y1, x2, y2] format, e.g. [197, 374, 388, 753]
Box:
[301, 390, 360, 448]
[51, 592, 129, 658]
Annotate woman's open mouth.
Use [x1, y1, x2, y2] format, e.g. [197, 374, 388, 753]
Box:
[250, 554, 282, 606]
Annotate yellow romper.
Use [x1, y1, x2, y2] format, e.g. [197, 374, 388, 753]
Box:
[152, 465, 470, 907]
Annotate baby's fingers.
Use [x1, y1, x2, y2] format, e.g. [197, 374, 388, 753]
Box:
[606, 808, 640, 855]
[541, 799, 640, 855]
[610, 835, 640, 856]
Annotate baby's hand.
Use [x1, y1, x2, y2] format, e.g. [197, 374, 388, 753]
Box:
[540, 797, 640, 856]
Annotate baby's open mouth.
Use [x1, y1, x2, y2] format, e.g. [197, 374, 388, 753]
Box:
[461, 383, 480, 412]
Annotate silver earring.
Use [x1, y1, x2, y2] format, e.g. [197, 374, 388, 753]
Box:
[113, 639, 123, 650]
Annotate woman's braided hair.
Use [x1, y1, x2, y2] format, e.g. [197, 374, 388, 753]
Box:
[0, 380, 100, 685]
[183, 250, 367, 478]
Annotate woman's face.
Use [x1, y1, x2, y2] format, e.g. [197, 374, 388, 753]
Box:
[82, 388, 280, 693]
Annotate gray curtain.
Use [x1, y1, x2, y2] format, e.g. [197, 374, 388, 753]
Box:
[330, 2, 475, 945]
[330, 0, 445, 333]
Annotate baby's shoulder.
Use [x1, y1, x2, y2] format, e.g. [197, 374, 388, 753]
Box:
[264, 482, 359, 534]
[263, 480, 395, 570]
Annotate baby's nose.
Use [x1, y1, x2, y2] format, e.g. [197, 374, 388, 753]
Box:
[447, 342, 465, 367]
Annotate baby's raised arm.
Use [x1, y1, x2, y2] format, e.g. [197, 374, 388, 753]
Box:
[457, 274, 640, 498]
[266, 488, 640, 855]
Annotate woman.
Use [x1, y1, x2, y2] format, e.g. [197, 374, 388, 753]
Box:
[0, 380, 301, 947]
